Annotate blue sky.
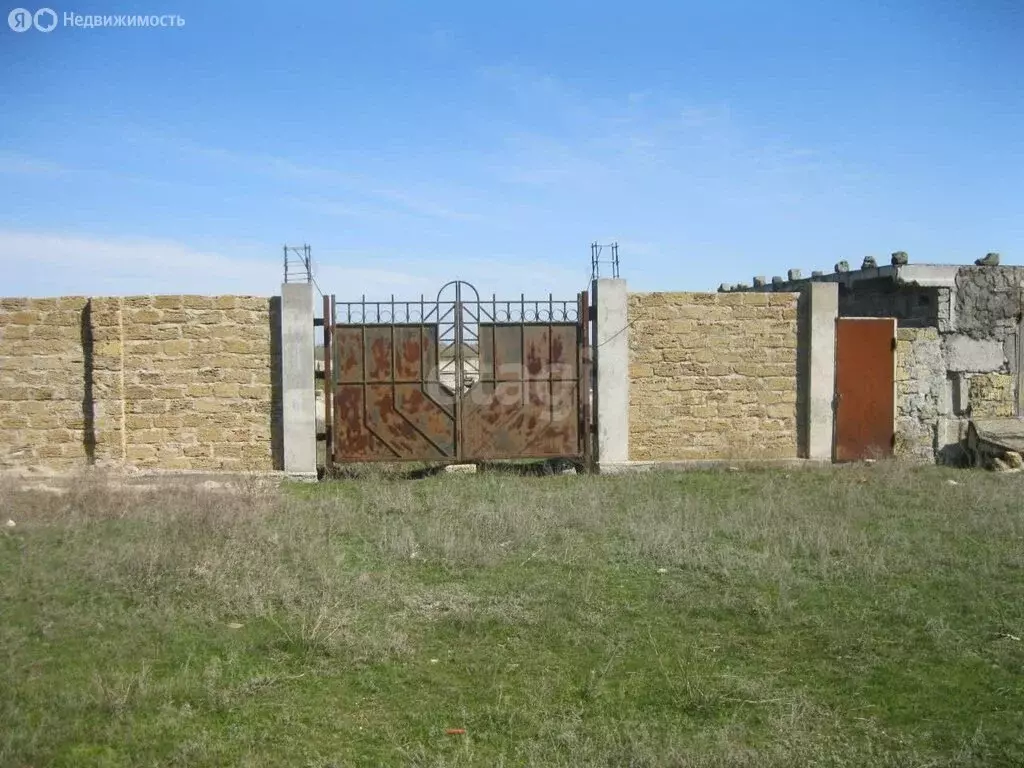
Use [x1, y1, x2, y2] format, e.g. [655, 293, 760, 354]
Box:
[2, 0, 1023, 298]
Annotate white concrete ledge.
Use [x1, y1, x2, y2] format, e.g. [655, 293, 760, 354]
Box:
[598, 458, 832, 474]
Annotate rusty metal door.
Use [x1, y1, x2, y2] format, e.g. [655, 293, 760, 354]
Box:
[834, 317, 896, 461]
[323, 281, 591, 466]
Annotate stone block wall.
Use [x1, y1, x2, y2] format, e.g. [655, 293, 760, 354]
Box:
[891, 266, 1021, 463]
[950, 266, 1020, 426]
[894, 328, 947, 461]
[0, 297, 90, 468]
[839, 278, 941, 329]
[707, 262, 1022, 464]
[955, 266, 1024, 339]
[968, 373, 1015, 418]
[0, 295, 280, 472]
[628, 291, 800, 461]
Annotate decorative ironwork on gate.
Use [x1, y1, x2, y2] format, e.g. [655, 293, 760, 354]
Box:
[322, 281, 591, 467]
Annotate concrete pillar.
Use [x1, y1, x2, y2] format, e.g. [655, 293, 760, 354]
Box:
[281, 283, 317, 479]
[806, 282, 838, 461]
[591, 279, 629, 468]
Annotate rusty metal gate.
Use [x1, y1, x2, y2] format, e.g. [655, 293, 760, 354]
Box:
[834, 317, 896, 461]
[322, 281, 591, 467]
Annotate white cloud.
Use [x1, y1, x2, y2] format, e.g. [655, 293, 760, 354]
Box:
[0, 230, 590, 301]
[475, 64, 869, 206]
[0, 230, 426, 298]
[117, 127, 488, 224]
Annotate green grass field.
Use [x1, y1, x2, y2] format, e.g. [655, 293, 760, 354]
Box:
[2, 464, 1023, 766]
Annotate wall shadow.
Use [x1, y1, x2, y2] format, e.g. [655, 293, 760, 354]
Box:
[80, 299, 96, 464]
[938, 442, 968, 467]
[475, 458, 580, 476]
[269, 296, 284, 470]
[796, 288, 810, 459]
[324, 458, 581, 480]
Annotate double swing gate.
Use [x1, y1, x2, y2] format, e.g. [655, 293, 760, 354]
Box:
[322, 280, 592, 468]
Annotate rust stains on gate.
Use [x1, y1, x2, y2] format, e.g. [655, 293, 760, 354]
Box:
[323, 281, 591, 467]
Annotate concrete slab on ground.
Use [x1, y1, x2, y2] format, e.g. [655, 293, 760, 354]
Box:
[968, 418, 1024, 454]
[598, 458, 832, 474]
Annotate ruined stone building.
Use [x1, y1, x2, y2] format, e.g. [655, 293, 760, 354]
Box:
[726, 255, 1023, 464]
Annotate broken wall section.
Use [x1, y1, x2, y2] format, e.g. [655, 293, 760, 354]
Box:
[894, 266, 1022, 462]
[950, 266, 1022, 420]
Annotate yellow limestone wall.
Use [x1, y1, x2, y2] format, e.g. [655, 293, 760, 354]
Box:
[0, 296, 277, 471]
[627, 291, 800, 461]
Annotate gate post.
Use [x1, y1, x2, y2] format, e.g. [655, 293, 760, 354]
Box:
[592, 278, 630, 469]
[281, 282, 317, 480]
[806, 281, 838, 461]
